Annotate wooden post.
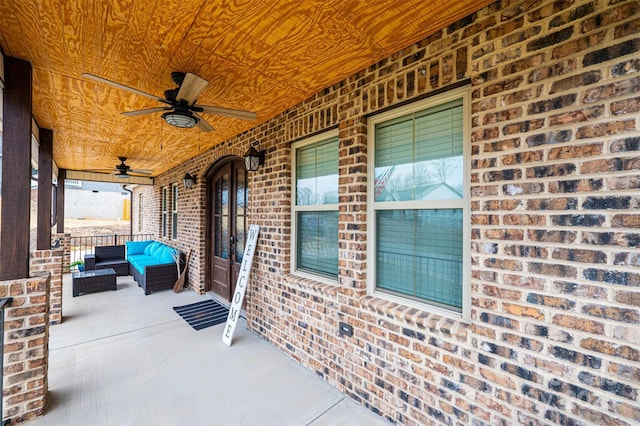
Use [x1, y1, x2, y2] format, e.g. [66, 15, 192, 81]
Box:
[37, 128, 53, 250]
[56, 169, 66, 233]
[0, 56, 32, 280]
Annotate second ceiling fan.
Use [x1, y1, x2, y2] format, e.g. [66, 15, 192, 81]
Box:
[82, 71, 257, 132]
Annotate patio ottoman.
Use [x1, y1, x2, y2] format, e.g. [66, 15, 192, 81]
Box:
[72, 268, 117, 297]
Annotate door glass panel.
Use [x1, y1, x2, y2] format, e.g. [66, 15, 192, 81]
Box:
[221, 174, 229, 215]
[221, 172, 229, 259]
[235, 165, 247, 262]
[214, 215, 222, 257]
[236, 167, 246, 216]
[221, 215, 229, 259]
[215, 178, 222, 214]
[214, 170, 230, 259]
[235, 215, 245, 262]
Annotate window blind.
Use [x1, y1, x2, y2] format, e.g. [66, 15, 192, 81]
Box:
[296, 137, 339, 205]
[376, 99, 463, 167]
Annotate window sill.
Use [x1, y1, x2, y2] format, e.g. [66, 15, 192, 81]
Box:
[288, 270, 338, 287]
[280, 274, 471, 339]
[282, 273, 341, 298]
[363, 290, 471, 328]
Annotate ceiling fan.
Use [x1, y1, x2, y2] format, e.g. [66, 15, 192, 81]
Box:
[81, 71, 257, 132]
[86, 157, 154, 179]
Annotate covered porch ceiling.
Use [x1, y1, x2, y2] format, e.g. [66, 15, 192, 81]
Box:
[0, 0, 494, 178]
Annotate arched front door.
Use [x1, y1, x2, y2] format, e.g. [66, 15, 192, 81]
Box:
[207, 157, 247, 301]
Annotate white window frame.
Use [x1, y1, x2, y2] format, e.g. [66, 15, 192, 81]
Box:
[161, 186, 168, 238]
[290, 129, 339, 285]
[367, 87, 471, 320]
[171, 183, 178, 239]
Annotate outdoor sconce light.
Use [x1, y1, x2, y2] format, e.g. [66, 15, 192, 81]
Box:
[183, 173, 197, 189]
[243, 145, 265, 172]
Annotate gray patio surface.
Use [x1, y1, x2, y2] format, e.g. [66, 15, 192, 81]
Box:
[32, 274, 387, 426]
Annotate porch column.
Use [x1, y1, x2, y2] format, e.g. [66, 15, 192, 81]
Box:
[56, 169, 65, 232]
[37, 128, 53, 250]
[0, 56, 32, 280]
[1, 274, 50, 422]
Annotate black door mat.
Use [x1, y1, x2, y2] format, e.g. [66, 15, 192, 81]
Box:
[173, 299, 229, 330]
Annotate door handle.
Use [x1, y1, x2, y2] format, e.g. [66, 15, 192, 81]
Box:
[229, 236, 236, 262]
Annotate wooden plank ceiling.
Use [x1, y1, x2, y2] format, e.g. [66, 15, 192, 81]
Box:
[0, 0, 493, 177]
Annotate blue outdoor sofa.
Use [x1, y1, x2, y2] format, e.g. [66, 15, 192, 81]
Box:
[125, 240, 181, 295]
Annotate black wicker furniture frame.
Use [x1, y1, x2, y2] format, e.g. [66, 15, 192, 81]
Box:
[85, 245, 129, 276]
[72, 268, 117, 297]
[130, 261, 181, 295]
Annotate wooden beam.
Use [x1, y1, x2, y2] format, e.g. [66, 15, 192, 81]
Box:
[0, 56, 32, 280]
[37, 128, 53, 249]
[56, 169, 65, 233]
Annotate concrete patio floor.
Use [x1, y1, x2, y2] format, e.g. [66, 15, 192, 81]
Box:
[33, 274, 387, 426]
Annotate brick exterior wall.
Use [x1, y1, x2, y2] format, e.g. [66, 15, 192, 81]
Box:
[53, 233, 71, 273]
[134, 1, 640, 424]
[30, 249, 63, 325]
[1, 275, 50, 423]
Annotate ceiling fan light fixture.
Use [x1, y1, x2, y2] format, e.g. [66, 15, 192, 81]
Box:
[162, 110, 198, 128]
[116, 172, 129, 179]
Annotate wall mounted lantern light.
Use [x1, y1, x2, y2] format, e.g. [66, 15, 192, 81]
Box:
[243, 145, 265, 172]
[183, 173, 197, 189]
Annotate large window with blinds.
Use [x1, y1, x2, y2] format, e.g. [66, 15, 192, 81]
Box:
[292, 131, 339, 279]
[368, 88, 470, 315]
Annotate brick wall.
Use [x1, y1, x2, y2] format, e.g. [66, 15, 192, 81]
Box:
[1, 275, 50, 423]
[136, 0, 640, 423]
[30, 249, 63, 325]
[52, 233, 71, 273]
[135, 185, 160, 238]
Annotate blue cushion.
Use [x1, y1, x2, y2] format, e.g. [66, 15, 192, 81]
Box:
[158, 247, 176, 264]
[154, 246, 167, 260]
[150, 242, 164, 257]
[126, 240, 152, 256]
[127, 254, 150, 263]
[131, 258, 159, 274]
[130, 256, 158, 272]
[144, 241, 160, 256]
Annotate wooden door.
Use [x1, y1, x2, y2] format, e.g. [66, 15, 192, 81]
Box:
[209, 159, 247, 301]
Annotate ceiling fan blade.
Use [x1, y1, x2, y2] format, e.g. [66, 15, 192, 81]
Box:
[194, 113, 215, 132]
[121, 107, 168, 117]
[195, 104, 257, 121]
[82, 73, 171, 105]
[128, 169, 154, 175]
[177, 73, 209, 105]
